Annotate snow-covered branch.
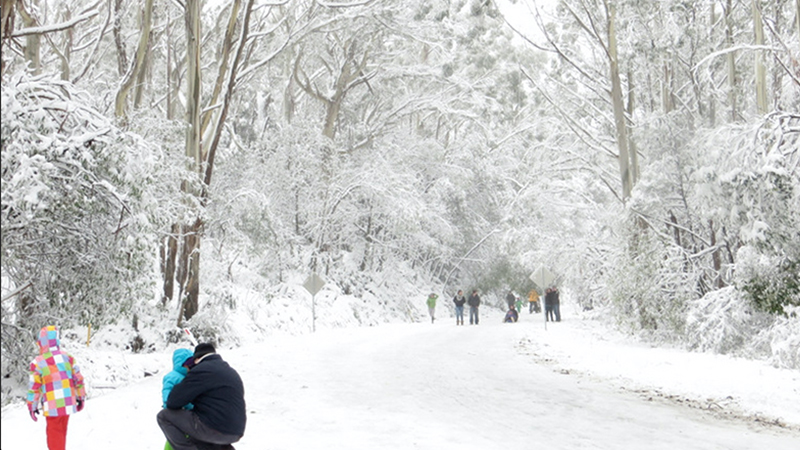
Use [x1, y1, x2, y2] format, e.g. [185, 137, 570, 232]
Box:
[11, 10, 99, 38]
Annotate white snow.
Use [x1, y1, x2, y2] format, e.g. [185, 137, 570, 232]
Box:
[2, 309, 799, 449]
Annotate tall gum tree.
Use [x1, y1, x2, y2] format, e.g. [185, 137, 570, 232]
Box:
[517, 0, 638, 202]
[167, 0, 272, 323]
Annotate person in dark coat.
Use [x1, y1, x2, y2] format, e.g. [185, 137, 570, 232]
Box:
[553, 287, 561, 322]
[157, 343, 246, 450]
[467, 290, 481, 325]
[544, 288, 555, 322]
[505, 290, 516, 310]
[452, 290, 467, 325]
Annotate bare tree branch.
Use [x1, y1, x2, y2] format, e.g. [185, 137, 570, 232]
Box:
[11, 10, 98, 38]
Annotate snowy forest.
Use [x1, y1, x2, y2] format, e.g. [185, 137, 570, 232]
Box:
[1, 0, 798, 404]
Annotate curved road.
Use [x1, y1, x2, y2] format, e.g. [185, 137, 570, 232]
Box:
[239, 316, 800, 450]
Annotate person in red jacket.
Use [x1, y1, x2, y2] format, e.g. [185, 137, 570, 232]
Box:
[27, 325, 86, 450]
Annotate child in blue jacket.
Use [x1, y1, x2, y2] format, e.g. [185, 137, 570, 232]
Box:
[162, 348, 194, 450]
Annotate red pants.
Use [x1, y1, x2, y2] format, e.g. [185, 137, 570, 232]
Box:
[45, 415, 70, 450]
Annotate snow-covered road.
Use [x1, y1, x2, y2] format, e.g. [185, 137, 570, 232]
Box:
[2, 310, 799, 449]
[246, 317, 799, 450]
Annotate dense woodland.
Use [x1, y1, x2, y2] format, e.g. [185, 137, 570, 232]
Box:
[1, 0, 799, 402]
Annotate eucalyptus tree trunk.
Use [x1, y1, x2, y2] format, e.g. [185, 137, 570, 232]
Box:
[178, 0, 203, 324]
[114, 0, 154, 120]
[772, 0, 792, 108]
[662, 61, 673, 114]
[112, 0, 127, 77]
[133, 38, 150, 108]
[17, 0, 40, 74]
[294, 40, 372, 140]
[202, 0, 254, 189]
[724, 0, 737, 121]
[0, 0, 13, 40]
[160, 8, 179, 306]
[708, 2, 717, 126]
[605, 0, 633, 201]
[626, 67, 639, 185]
[160, 224, 179, 306]
[165, 8, 181, 121]
[752, 0, 767, 114]
[200, 0, 242, 141]
[173, 0, 256, 323]
[0, 0, 13, 74]
[58, 7, 72, 81]
[796, 0, 800, 37]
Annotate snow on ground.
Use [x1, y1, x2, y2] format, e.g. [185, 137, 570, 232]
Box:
[2, 308, 799, 449]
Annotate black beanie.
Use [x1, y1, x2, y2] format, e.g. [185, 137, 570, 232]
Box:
[194, 342, 216, 359]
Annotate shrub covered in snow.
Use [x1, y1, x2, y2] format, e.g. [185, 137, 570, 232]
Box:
[685, 287, 799, 369]
[1, 73, 157, 402]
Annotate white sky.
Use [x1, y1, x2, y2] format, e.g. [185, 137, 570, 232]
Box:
[3, 308, 799, 449]
[496, 0, 555, 45]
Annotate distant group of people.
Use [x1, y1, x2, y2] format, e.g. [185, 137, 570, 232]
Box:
[427, 289, 482, 325]
[425, 286, 561, 325]
[508, 287, 560, 322]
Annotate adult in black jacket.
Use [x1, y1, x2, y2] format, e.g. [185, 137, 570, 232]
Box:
[158, 343, 246, 450]
[467, 290, 481, 325]
[552, 287, 561, 322]
[545, 288, 557, 322]
[505, 290, 516, 309]
[452, 290, 467, 325]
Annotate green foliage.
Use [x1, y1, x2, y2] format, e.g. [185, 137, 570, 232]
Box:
[608, 216, 696, 336]
[474, 255, 533, 297]
[741, 259, 800, 316]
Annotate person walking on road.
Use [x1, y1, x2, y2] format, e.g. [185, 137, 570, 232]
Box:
[528, 289, 541, 314]
[27, 325, 86, 450]
[452, 290, 466, 325]
[426, 293, 438, 324]
[468, 290, 481, 325]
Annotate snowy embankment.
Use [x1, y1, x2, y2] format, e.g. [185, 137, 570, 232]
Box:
[517, 311, 800, 428]
[2, 308, 799, 450]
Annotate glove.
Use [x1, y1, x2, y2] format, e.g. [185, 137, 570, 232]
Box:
[76, 398, 84, 412]
[29, 408, 39, 422]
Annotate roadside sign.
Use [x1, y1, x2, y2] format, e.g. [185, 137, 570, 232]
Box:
[303, 273, 325, 296]
[303, 273, 325, 332]
[530, 266, 555, 289]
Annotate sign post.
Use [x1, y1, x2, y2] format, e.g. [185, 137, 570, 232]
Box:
[303, 273, 326, 332]
[183, 328, 198, 346]
[530, 266, 555, 330]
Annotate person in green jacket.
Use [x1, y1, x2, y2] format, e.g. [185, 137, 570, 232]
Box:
[426, 293, 438, 324]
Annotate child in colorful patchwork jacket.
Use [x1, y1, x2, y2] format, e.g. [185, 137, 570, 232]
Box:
[27, 325, 86, 450]
[162, 348, 194, 450]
